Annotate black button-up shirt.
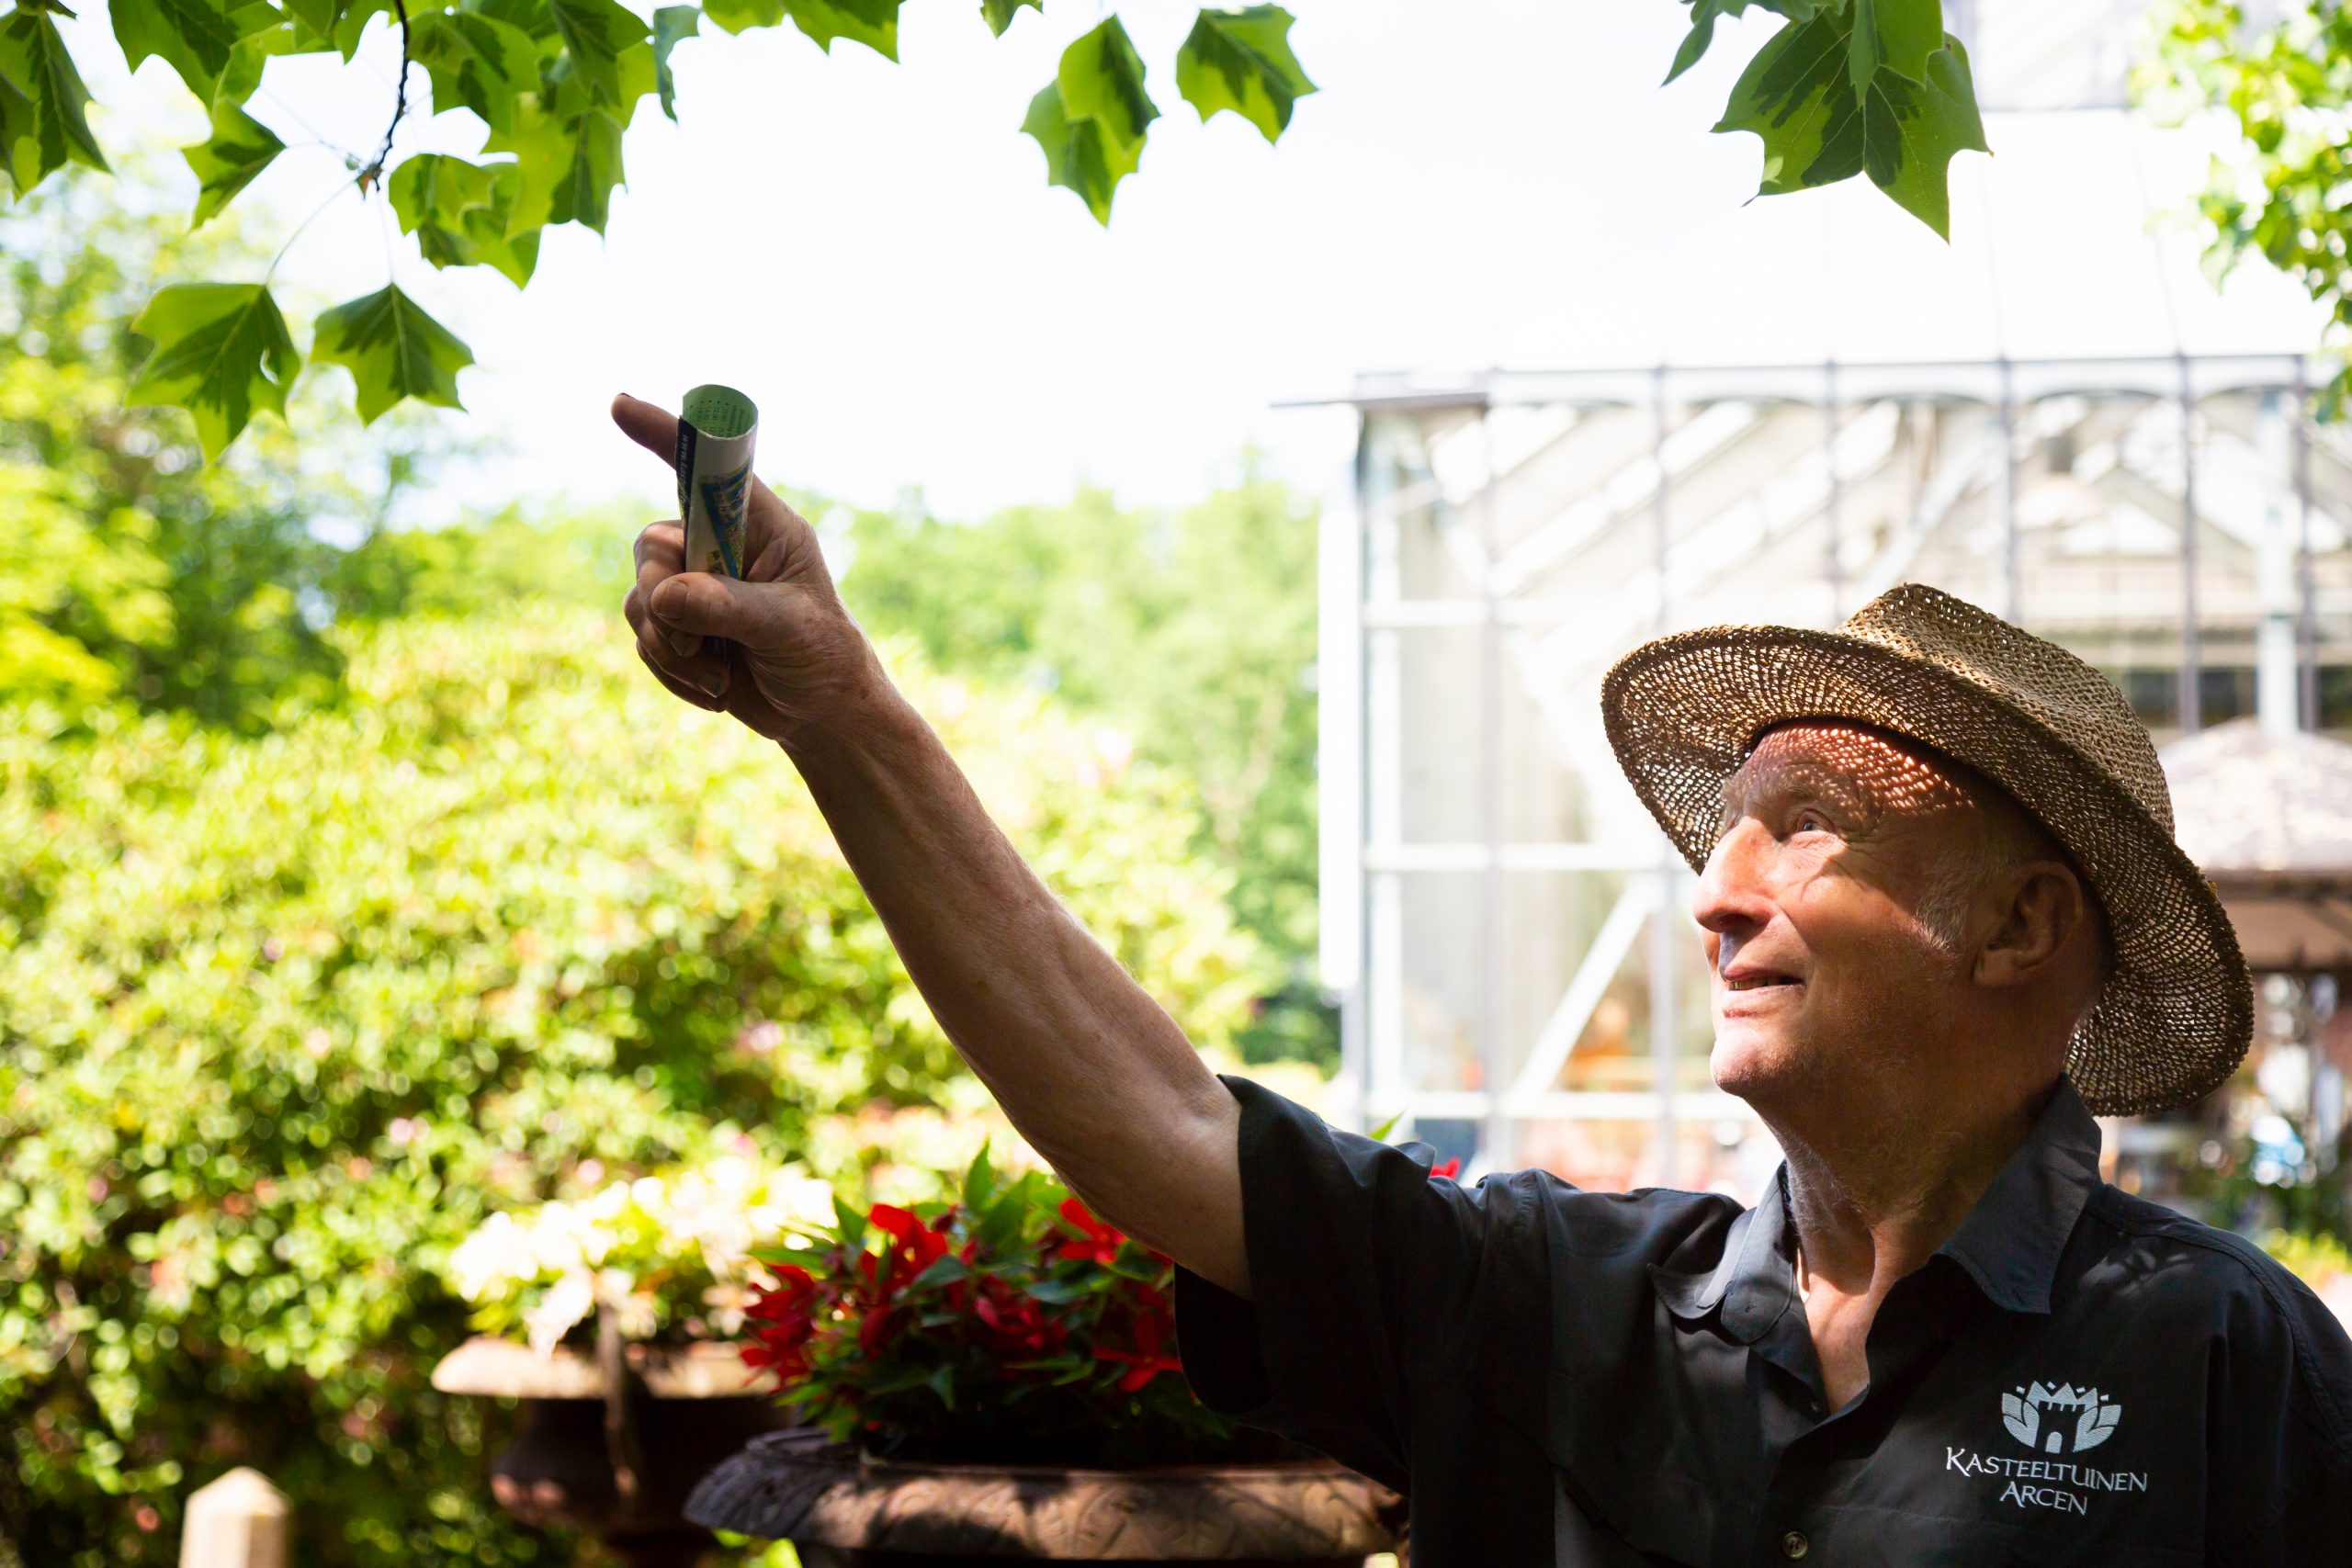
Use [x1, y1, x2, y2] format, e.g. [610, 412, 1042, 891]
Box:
[1174, 1074, 2352, 1564]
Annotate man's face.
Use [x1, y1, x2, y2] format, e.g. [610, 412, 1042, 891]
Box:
[1695, 723, 1990, 1106]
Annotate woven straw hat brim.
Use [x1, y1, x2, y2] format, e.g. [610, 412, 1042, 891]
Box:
[1601, 624, 2253, 1116]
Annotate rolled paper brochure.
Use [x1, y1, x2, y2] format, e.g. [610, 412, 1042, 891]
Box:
[675, 384, 759, 579]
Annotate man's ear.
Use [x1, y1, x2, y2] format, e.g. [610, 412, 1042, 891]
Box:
[1973, 863, 2086, 989]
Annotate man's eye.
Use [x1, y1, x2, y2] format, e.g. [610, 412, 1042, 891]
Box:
[1794, 812, 1831, 836]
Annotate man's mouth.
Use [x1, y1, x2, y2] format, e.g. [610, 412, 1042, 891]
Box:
[1722, 969, 1801, 992]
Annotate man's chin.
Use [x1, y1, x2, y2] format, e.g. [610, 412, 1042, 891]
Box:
[1708, 1028, 1808, 1107]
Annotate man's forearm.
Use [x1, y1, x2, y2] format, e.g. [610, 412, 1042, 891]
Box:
[782, 669, 1249, 1294]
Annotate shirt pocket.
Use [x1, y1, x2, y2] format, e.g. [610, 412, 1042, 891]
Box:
[1551, 1450, 1715, 1564]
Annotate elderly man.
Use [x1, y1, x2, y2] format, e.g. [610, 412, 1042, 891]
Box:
[612, 395, 2351, 1562]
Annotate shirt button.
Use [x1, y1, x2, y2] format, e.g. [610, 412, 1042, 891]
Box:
[1781, 1529, 1811, 1560]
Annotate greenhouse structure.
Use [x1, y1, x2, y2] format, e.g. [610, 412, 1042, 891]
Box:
[1310, 0, 2352, 1197]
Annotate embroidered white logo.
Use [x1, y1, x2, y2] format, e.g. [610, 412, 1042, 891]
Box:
[2000, 1382, 2122, 1455]
[1945, 1383, 2145, 1517]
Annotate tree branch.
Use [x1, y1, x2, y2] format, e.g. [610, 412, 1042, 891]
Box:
[358, 0, 413, 194]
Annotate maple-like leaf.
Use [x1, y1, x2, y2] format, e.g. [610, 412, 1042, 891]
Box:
[979, 0, 1040, 37]
[780, 0, 899, 60]
[410, 9, 542, 136]
[109, 0, 280, 100]
[0, 7, 107, 191]
[1175, 6, 1315, 143]
[548, 0, 650, 108]
[651, 6, 698, 120]
[1021, 79, 1141, 225]
[183, 100, 283, 227]
[1057, 16, 1156, 156]
[390, 153, 541, 287]
[491, 100, 628, 233]
[128, 282, 301, 460]
[312, 284, 475, 424]
[1714, 14, 1985, 236]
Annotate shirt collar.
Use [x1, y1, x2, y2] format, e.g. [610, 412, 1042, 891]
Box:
[1650, 1077, 2103, 1335]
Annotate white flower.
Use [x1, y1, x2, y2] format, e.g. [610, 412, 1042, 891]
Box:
[524, 1269, 596, 1358]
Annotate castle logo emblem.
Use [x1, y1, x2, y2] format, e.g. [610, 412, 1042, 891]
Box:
[2001, 1382, 2121, 1455]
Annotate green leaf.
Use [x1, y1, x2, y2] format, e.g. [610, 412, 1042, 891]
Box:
[410, 9, 541, 135]
[1022, 80, 1139, 224]
[486, 100, 627, 234]
[182, 101, 283, 227]
[1175, 6, 1315, 143]
[311, 284, 475, 423]
[1713, 12, 1985, 237]
[1871, 35, 1985, 236]
[128, 282, 301, 460]
[1845, 0, 1939, 95]
[978, 0, 1038, 36]
[0, 63, 36, 197]
[0, 7, 106, 190]
[700, 0, 780, 35]
[390, 153, 540, 286]
[777, 0, 897, 58]
[214, 23, 297, 108]
[960, 1142, 994, 1211]
[109, 0, 279, 100]
[651, 5, 696, 120]
[284, 0, 344, 45]
[547, 0, 649, 107]
[1664, 0, 1826, 85]
[1057, 16, 1155, 155]
[907, 1254, 968, 1292]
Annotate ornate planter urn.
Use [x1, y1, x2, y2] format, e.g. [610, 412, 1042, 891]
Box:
[432, 1330, 799, 1568]
[684, 1429, 1407, 1566]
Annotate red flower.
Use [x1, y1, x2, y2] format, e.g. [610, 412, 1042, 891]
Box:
[1092, 1303, 1183, 1393]
[970, 1274, 1066, 1359]
[1057, 1199, 1126, 1267]
[865, 1204, 955, 1301]
[741, 1266, 820, 1382]
[1430, 1156, 1461, 1179]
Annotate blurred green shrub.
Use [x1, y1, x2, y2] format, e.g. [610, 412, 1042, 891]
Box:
[836, 476, 1329, 1066]
[0, 608, 1272, 1567]
[0, 164, 453, 734]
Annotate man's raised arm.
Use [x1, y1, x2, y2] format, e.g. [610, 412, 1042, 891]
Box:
[610, 394, 1249, 1295]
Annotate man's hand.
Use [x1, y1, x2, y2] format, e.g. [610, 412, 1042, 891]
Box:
[615, 393, 878, 746]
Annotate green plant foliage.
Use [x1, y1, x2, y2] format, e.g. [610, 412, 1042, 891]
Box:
[2140, 0, 2352, 412]
[1707, 7, 1985, 237]
[833, 473, 1330, 1066]
[311, 284, 476, 424]
[126, 282, 302, 460]
[3, 0, 1981, 452]
[389, 153, 542, 286]
[650, 3, 698, 118]
[1019, 78, 1143, 225]
[181, 101, 284, 227]
[0, 6, 106, 189]
[1175, 5, 1315, 143]
[0, 166, 450, 729]
[0, 608, 1272, 1566]
[978, 0, 1039, 37]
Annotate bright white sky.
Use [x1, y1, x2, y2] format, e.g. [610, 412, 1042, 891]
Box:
[74, 2, 1852, 522]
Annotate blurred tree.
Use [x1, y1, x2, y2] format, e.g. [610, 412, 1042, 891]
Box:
[0, 163, 447, 731]
[837, 473, 1332, 1065]
[2140, 0, 2352, 410]
[0, 608, 1270, 1567]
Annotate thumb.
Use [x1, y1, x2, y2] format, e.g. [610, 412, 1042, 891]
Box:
[649, 571, 774, 645]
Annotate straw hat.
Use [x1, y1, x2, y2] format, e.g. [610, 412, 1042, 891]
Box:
[1600, 582, 2251, 1115]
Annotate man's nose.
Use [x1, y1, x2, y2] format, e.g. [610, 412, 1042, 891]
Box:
[1691, 819, 1775, 945]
